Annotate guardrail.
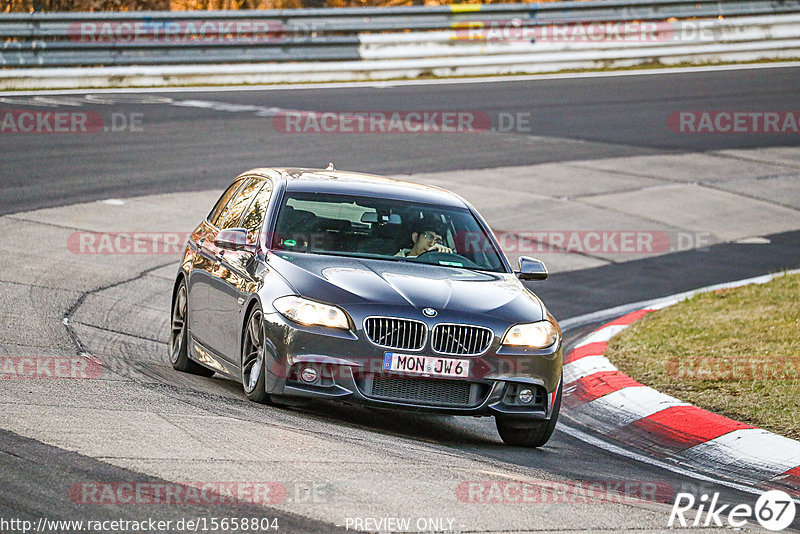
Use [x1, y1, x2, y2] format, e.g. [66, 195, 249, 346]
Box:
[1, 0, 799, 88]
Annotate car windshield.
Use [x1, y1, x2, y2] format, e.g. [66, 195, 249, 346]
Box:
[272, 192, 506, 272]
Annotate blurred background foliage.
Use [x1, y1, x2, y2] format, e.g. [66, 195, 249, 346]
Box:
[4, 0, 552, 12]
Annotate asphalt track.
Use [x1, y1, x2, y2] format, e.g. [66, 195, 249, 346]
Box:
[1, 65, 799, 215]
[1, 66, 800, 533]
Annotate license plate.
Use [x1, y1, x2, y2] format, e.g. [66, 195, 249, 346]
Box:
[382, 352, 470, 378]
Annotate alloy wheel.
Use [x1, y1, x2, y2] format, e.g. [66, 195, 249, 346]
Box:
[170, 284, 187, 364]
[242, 309, 265, 394]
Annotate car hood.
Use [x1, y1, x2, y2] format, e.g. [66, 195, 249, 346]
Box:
[267, 252, 545, 323]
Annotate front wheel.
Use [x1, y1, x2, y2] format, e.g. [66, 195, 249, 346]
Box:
[241, 306, 271, 404]
[170, 280, 214, 377]
[495, 380, 561, 448]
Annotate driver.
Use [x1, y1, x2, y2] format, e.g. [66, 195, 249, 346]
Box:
[395, 223, 454, 257]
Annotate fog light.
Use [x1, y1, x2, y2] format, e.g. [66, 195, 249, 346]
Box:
[518, 388, 534, 404]
[300, 366, 319, 384]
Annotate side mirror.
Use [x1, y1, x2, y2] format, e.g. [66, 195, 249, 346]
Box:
[516, 256, 548, 281]
[215, 228, 254, 252]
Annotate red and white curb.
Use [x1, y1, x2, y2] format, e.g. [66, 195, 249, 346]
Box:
[560, 271, 800, 498]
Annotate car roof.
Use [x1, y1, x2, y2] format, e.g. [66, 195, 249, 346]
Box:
[243, 167, 469, 208]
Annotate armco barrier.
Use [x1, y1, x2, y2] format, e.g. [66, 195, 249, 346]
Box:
[1, 0, 799, 88]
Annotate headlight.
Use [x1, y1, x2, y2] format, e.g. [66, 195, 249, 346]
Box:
[502, 321, 558, 348]
[273, 296, 350, 329]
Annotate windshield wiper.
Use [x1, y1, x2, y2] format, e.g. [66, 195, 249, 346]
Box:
[304, 250, 407, 262]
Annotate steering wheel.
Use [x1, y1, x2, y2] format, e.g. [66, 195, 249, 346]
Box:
[413, 250, 480, 268]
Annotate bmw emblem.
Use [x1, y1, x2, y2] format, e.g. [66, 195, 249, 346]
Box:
[422, 308, 437, 317]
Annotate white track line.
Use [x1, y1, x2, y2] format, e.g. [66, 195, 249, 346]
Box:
[677, 429, 800, 480]
[563, 355, 617, 383]
[557, 423, 800, 504]
[572, 387, 688, 429]
[573, 324, 627, 348]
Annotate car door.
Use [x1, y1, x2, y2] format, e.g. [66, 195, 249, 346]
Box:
[205, 177, 272, 361]
[188, 177, 246, 351]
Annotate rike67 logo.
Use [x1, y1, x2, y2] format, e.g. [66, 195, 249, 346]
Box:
[669, 490, 796, 531]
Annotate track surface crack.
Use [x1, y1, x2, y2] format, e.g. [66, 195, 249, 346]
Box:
[62, 261, 175, 356]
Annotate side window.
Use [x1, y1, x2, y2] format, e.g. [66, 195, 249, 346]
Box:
[219, 177, 264, 230]
[241, 181, 274, 244]
[208, 178, 245, 227]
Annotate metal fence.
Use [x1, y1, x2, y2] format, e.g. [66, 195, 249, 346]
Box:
[2, 0, 799, 67]
[1, 0, 799, 88]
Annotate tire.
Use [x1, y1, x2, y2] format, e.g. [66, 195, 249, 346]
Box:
[241, 306, 271, 404]
[495, 379, 562, 448]
[169, 279, 215, 377]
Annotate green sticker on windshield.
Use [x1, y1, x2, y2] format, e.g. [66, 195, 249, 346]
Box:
[284, 239, 297, 247]
[439, 260, 463, 267]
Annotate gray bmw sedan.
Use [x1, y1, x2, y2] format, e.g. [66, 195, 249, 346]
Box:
[170, 167, 562, 447]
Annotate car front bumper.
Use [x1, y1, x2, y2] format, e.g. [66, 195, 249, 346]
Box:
[261, 311, 562, 419]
